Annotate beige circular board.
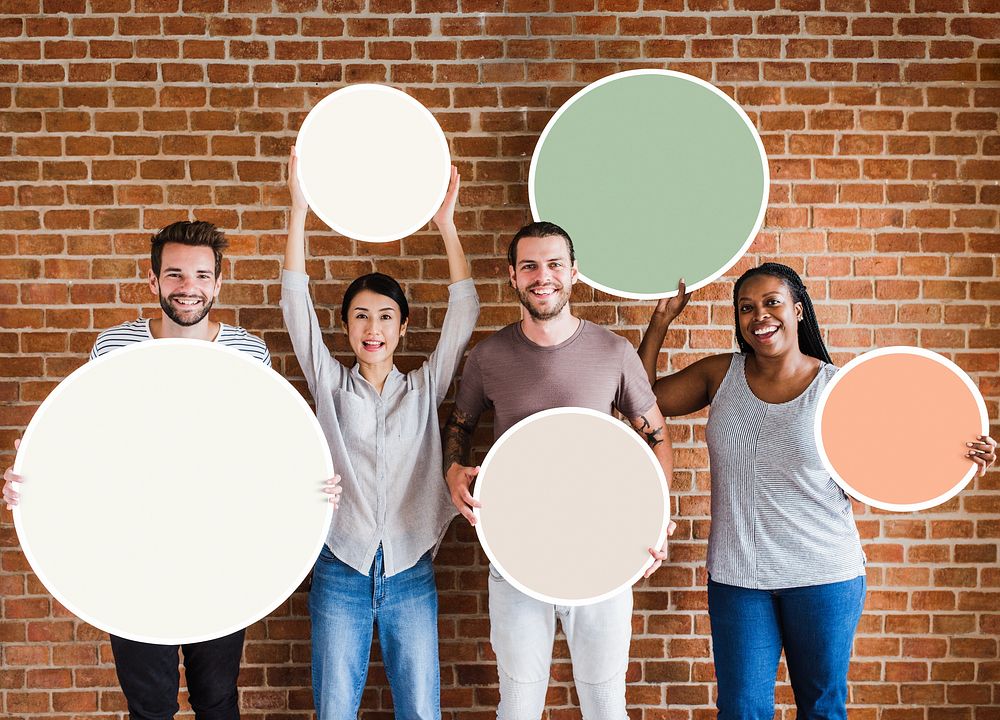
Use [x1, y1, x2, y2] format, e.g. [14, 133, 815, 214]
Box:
[295, 84, 451, 242]
[474, 408, 669, 606]
[13, 340, 333, 644]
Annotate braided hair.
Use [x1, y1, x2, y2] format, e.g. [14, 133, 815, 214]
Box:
[733, 262, 832, 364]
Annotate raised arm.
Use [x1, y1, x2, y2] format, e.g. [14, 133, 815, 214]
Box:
[284, 145, 308, 273]
[637, 279, 690, 384]
[638, 281, 727, 418]
[431, 165, 471, 283]
[280, 145, 342, 391]
[425, 166, 480, 402]
[648, 353, 732, 418]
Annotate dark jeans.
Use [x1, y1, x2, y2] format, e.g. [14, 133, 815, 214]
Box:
[708, 575, 866, 720]
[110, 630, 244, 720]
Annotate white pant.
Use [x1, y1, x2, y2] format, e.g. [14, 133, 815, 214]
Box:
[488, 565, 633, 720]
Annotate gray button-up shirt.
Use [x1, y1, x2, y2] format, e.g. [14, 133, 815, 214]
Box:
[280, 270, 479, 577]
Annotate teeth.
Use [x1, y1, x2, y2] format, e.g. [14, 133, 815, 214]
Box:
[754, 327, 778, 335]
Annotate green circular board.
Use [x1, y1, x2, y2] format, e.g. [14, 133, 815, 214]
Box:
[530, 70, 769, 299]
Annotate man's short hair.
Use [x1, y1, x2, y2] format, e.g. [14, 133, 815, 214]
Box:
[150, 221, 228, 278]
[507, 221, 575, 268]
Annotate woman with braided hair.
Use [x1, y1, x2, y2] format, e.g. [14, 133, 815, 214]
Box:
[637, 262, 997, 720]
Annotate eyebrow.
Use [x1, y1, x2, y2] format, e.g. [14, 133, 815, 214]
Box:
[353, 306, 396, 312]
[164, 266, 214, 274]
[737, 291, 784, 302]
[518, 256, 568, 266]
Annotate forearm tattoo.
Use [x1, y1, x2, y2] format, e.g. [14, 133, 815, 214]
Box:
[443, 408, 478, 470]
[633, 413, 664, 449]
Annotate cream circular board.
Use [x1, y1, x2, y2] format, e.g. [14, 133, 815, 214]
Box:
[295, 84, 451, 243]
[14, 340, 333, 644]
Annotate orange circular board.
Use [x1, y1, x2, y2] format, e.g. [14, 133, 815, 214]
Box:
[815, 346, 987, 512]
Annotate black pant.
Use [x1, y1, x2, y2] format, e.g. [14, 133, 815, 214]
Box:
[110, 630, 244, 720]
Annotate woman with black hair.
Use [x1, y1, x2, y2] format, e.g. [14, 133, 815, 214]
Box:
[638, 262, 996, 720]
[280, 147, 479, 720]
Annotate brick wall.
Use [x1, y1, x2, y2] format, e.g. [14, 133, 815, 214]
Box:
[1, 2, 999, 718]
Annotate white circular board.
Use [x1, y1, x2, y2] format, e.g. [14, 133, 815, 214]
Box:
[474, 408, 669, 606]
[295, 84, 451, 242]
[13, 340, 333, 644]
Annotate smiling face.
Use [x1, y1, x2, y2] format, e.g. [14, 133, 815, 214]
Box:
[346, 289, 406, 365]
[736, 273, 804, 358]
[508, 234, 578, 322]
[149, 242, 222, 328]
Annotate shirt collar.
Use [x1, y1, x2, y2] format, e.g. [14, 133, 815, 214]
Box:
[349, 363, 404, 395]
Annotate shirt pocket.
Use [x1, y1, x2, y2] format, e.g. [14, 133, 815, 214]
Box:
[389, 390, 425, 448]
[332, 388, 374, 459]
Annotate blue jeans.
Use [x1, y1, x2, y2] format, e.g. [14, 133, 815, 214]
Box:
[309, 544, 440, 720]
[708, 575, 866, 720]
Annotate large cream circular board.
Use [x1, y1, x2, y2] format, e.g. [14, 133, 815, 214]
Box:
[474, 408, 669, 606]
[296, 84, 451, 242]
[13, 341, 333, 644]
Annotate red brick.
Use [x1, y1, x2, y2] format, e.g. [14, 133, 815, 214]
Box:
[0, 8, 998, 716]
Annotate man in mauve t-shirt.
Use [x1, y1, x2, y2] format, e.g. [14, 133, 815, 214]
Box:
[443, 220, 675, 720]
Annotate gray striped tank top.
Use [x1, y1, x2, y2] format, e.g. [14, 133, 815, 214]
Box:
[705, 353, 866, 590]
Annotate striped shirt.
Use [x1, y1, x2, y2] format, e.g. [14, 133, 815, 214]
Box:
[90, 318, 271, 367]
[705, 353, 865, 590]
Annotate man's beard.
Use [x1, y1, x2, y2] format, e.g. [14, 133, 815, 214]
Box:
[516, 283, 570, 322]
[159, 292, 214, 327]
